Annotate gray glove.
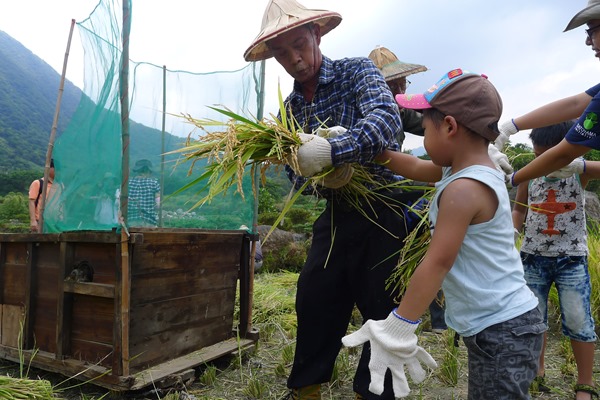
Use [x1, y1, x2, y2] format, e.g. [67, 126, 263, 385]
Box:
[495, 119, 519, 150]
[546, 158, 586, 179]
[488, 144, 513, 175]
[289, 133, 332, 177]
[315, 126, 347, 138]
[318, 164, 354, 189]
[342, 310, 437, 398]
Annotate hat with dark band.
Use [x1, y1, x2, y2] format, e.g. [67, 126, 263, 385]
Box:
[368, 46, 427, 82]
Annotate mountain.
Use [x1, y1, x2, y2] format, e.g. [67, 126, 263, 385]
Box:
[410, 146, 427, 157]
[0, 31, 82, 170]
[0, 30, 183, 172]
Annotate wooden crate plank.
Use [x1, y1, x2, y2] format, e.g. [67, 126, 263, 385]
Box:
[1, 305, 24, 348]
[63, 282, 115, 298]
[129, 316, 233, 370]
[129, 337, 255, 391]
[70, 295, 114, 344]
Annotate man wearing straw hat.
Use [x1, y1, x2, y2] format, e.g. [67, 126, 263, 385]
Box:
[368, 46, 427, 147]
[245, 1, 425, 399]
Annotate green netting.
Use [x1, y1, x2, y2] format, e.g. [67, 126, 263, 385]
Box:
[44, 0, 263, 233]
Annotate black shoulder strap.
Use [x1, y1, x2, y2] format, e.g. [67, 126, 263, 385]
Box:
[35, 178, 44, 207]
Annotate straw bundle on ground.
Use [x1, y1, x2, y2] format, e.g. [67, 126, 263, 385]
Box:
[0, 376, 54, 399]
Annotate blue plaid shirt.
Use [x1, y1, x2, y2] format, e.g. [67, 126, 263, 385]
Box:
[283, 56, 403, 195]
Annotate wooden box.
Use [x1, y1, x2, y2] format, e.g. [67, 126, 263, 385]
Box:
[0, 228, 257, 391]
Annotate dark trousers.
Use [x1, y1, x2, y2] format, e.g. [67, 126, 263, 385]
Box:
[287, 191, 423, 399]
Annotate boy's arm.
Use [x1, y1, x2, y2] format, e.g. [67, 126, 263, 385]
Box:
[513, 92, 592, 131]
[396, 178, 486, 321]
[512, 183, 528, 232]
[580, 160, 600, 188]
[375, 149, 443, 183]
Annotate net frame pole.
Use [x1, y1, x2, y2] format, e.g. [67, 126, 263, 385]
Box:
[245, 59, 266, 334]
[38, 18, 76, 233]
[159, 65, 166, 227]
[119, 0, 132, 377]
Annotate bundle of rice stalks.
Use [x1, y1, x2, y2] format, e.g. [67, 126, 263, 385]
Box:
[385, 194, 432, 299]
[0, 375, 54, 399]
[171, 104, 301, 208]
[171, 91, 434, 282]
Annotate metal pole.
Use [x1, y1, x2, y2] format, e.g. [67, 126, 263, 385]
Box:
[38, 19, 76, 233]
[159, 65, 166, 227]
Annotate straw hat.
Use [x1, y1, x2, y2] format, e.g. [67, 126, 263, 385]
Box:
[368, 46, 427, 82]
[244, 0, 342, 61]
[564, 0, 600, 31]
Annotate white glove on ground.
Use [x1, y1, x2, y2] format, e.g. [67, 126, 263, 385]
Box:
[290, 133, 332, 177]
[315, 126, 347, 138]
[488, 144, 513, 175]
[495, 119, 519, 150]
[342, 310, 437, 398]
[546, 158, 586, 179]
[318, 164, 354, 189]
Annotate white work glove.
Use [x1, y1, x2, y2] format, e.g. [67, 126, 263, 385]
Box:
[318, 164, 354, 189]
[315, 125, 347, 138]
[546, 158, 586, 179]
[514, 227, 521, 244]
[289, 133, 332, 177]
[342, 310, 437, 398]
[488, 144, 513, 175]
[495, 119, 519, 150]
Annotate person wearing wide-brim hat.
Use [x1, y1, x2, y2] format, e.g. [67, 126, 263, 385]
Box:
[128, 159, 160, 227]
[368, 46, 427, 145]
[500, 0, 600, 189]
[496, 4, 600, 397]
[245, 1, 432, 399]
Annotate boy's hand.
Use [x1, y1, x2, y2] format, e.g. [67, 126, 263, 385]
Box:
[342, 310, 437, 398]
[488, 144, 513, 175]
[546, 158, 586, 179]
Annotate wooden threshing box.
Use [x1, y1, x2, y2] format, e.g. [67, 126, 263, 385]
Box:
[0, 228, 257, 391]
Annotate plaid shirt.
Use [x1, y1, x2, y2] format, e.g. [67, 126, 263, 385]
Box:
[283, 56, 403, 195]
[128, 176, 160, 225]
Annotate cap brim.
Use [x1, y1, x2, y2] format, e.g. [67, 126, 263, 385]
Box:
[564, 5, 600, 31]
[395, 93, 432, 110]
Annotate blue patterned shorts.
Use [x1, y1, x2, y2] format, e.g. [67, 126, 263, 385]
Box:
[521, 253, 597, 342]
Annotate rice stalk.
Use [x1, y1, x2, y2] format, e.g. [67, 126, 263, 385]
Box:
[0, 376, 54, 400]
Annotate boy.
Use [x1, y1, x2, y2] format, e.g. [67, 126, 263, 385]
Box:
[512, 121, 598, 400]
[499, 0, 600, 186]
[342, 69, 545, 399]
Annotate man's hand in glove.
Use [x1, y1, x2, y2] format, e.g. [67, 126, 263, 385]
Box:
[494, 119, 519, 150]
[546, 158, 586, 179]
[488, 144, 513, 175]
[318, 164, 354, 189]
[315, 125, 347, 138]
[342, 310, 437, 398]
[289, 133, 332, 177]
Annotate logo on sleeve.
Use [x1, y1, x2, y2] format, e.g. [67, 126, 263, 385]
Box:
[584, 112, 598, 130]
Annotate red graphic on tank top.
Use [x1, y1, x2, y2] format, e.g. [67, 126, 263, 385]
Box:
[530, 189, 576, 236]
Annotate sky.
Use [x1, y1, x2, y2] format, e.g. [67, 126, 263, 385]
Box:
[1, 0, 599, 151]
